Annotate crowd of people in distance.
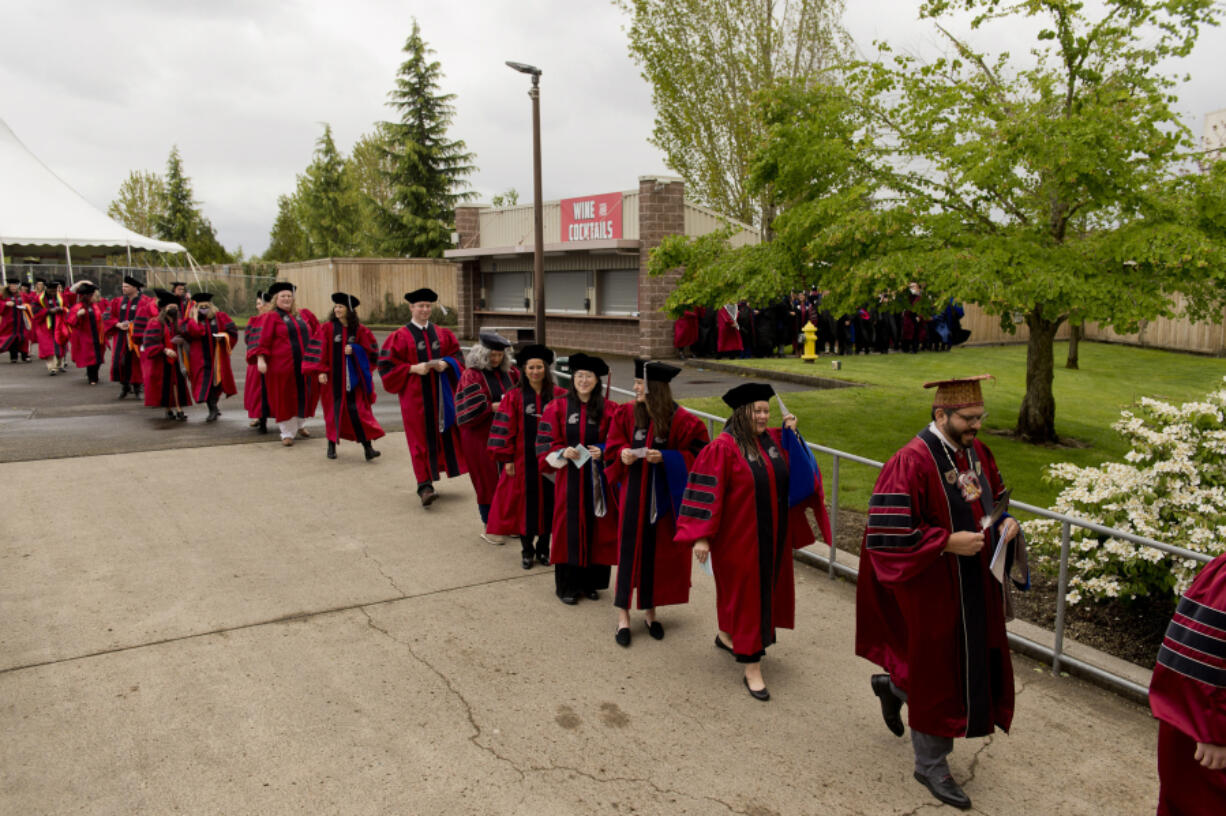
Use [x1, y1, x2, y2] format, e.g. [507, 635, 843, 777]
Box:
[5, 278, 1222, 815]
[672, 282, 971, 360]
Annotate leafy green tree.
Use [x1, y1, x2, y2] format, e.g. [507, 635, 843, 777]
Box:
[491, 188, 520, 207]
[615, 0, 850, 230]
[107, 170, 166, 238]
[344, 124, 396, 255]
[154, 146, 232, 264]
[300, 123, 357, 257]
[656, 0, 1226, 443]
[377, 18, 476, 258]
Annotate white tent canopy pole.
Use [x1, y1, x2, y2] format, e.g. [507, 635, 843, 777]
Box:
[66, 245, 74, 286]
[1, 241, 7, 285]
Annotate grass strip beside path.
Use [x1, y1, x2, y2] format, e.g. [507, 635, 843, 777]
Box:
[677, 341, 1225, 514]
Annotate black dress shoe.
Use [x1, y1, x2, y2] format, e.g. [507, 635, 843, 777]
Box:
[118, 386, 130, 399]
[536, 550, 549, 565]
[175, 412, 187, 421]
[645, 620, 664, 640]
[165, 410, 175, 420]
[614, 628, 631, 647]
[206, 409, 220, 422]
[419, 486, 437, 507]
[714, 635, 734, 655]
[742, 676, 770, 701]
[256, 419, 268, 434]
[364, 444, 380, 460]
[584, 589, 600, 601]
[560, 594, 579, 605]
[326, 441, 337, 459]
[871, 674, 905, 737]
[521, 555, 533, 570]
[914, 772, 972, 810]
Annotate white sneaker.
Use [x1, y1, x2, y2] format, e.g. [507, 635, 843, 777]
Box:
[480, 533, 506, 545]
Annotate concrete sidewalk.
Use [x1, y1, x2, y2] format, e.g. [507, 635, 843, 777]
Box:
[1, 436, 1158, 815]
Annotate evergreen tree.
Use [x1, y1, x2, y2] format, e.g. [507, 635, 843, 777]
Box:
[265, 193, 311, 262]
[377, 19, 475, 258]
[300, 123, 357, 257]
[154, 145, 232, 264]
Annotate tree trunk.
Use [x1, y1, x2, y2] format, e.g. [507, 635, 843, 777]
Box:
[1066, 323, 1080, 370]
[1016, 309, 1062, 443]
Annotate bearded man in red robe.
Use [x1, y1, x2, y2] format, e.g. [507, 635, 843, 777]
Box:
[855, 375, 1028, 811]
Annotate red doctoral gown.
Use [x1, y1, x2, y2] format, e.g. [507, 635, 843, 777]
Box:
[1, 293, 33, 355]
[65, 300, 107, 367]
[673, 309, 700, 350]
[855, 428, 1014, 739]
[243, 313, 271, 419]
[378, 322, 466, 485]
[104, 295, 155, 384]
[32, 290, 74, 359]
[715, 305, 743, 353]
[1150, 553, 1226, 816]
[244, 308, 320, 422]
[181, 310, 239, 401]
[302, 320, 385, 445]
[140, 319, 191, 409]
[486, 385, 567, 538]
[605, 403, 710, 610]
[675, 428, 830, 656]
[536, 394, 619, 568]
[456, 365, 520, 505]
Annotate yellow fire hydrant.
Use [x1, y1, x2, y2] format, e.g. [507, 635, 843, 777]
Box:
[801, 321, 818, 363]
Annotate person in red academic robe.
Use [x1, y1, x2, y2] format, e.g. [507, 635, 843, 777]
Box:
[672, 307, 700, 359]
[302, 292, 385, 461]
[487, 344, 567, 569]
[103, 276, 155, 398]
[604, 360, 709, 647]
[457, 331, 520, 530]
[246, 281, 320, 445]
[675, 382, 830, 701]
[180, 293, 239, 422]
[140, 289, 192, 420]
[32, 280, 73, 373]
[715, 302, 743, 358]
[1149, 553, 1226, 816]
[854, 375, 1027, 811]
[538, 352, 620, 605]
[65, 282, 107, 384]
[1, 281, 34, 362]
[377, 287, 466, 506]
[243, 291, 274, 434]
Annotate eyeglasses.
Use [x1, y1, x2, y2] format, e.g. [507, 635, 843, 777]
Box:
[953, 411, 988, 426]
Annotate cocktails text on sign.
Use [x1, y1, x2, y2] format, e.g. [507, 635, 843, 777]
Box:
[560, 192, 622, 242]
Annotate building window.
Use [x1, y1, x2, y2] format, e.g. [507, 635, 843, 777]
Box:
[484, 271, 528, 311]
[544, 270, 589, 313]
[598, 269, 638, 315]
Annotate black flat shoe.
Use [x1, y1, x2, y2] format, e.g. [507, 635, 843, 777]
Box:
[615, 628, 631, 647]
[256, 419, 268, 434]
[326, 441, 337, 459]
[645, 620, 664, 640]
[175, 412, 187, 421]
[364, 445, 380, 461]
[913, 772, 971, 810]
[871, 674, 905, 737]
[560, 594, 579, 606]
[742, 676, 770, 701]
[584, 589, 600, 601]
[536, 550, 549, 566]
[521, 556, 533, 570]
[165, 410, 175, 420]
[714, 635, 734, 655]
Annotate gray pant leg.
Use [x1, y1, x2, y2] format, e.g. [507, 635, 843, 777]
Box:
[911, 730, 954, 779]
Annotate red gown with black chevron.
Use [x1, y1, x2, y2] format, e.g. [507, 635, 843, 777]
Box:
[140, 317, 192, 409]
[1, 291, 33, 357]
[486, 384, 567, 537]
[604, 402, 710, 610]
[103, 293, 156, 385]
[180, 309, 239, 402]
[456, 365, 519, 507]
[244, 307, 320, 422]
[674, 428, 830, 657]
[854, 428, 1015, 739]
[1149, 553, 1226, 816]
[64, 300, 107, 368]
[302, 319, 385, 445]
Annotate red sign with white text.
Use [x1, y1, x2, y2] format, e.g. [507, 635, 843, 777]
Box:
[560, 192, 623, 242]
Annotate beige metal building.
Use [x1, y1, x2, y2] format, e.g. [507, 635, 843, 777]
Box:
[445, 176, 757, 357]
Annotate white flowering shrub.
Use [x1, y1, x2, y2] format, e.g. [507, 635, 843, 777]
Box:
[1022, 378, 1226, 605]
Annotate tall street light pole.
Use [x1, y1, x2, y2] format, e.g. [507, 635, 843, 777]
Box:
[506, 60, 545, 345]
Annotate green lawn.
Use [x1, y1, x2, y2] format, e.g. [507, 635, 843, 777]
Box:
[678, 341, 1225, 514]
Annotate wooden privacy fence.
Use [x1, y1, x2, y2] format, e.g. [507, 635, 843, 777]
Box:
[277, 258, 459, 322]
[959, 295, 1226, 355]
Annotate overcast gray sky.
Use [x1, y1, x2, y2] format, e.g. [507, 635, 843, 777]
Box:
[1, 0, 1222, 258]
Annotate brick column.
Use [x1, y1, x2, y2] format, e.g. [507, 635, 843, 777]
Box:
[637, 176, 685, 358]
[454, 206, 482, 341]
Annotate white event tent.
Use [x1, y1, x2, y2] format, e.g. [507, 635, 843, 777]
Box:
[0, 117, 188, 284]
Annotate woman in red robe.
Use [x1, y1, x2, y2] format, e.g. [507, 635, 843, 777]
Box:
[487, 344, 567, 569]
[243, 291, 273, 434]
[32, 280, 73, 373]
[180, 293, 238, 422]
[246, 281, 320, 446]
[538, 352, 620, 605]
[715, 302, 743, 358]
[1, 281, 34, 362]
[675, 382, 830, 701]
[140, 290, 191, 420]
[604, 359, 709, 647]
[1150, 552, 1226, 816]
[64, 282, 107, 384]
[672, 307, 700, 359]
[456, 332, 519, 529]
[303, 292, 385, 461]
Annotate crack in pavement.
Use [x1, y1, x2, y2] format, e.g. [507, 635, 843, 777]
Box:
[357, 606, 747, 814]
[361, 547, 406, 596]
[964, 734, 993, 784]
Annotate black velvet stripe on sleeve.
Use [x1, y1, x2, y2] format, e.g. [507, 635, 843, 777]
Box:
[1157, 645, 1226, 688]
[1176, 595, 1226, 632]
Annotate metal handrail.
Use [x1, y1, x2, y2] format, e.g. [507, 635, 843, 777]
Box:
[550, 367, 1211, 701]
